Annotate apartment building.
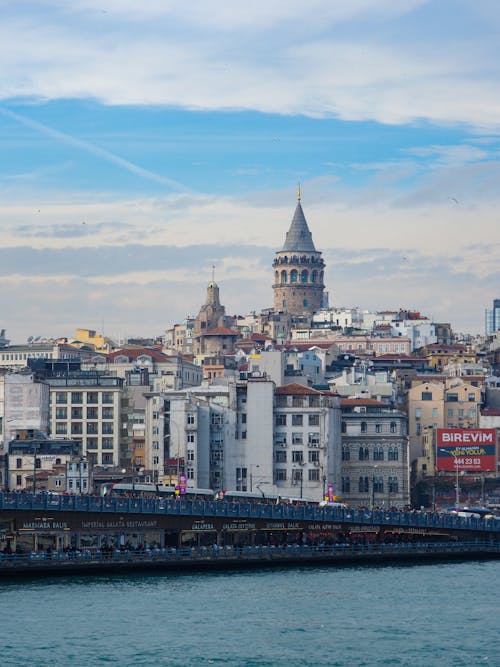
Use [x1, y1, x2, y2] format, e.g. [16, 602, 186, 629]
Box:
[339, 398, 409, 508]
[47, 374, 123, 468]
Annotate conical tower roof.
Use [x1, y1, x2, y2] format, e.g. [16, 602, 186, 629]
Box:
[281, 201, 317, 252]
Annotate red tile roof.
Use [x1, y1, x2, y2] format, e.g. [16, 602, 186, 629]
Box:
[276, 382, 334, 395]
[340, 397, 385, 406]
[107, 348, 170, 363]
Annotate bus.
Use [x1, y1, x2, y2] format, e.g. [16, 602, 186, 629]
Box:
[100, 483, 215, 501]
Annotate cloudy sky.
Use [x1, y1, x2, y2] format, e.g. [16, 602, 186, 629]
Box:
[1, 0, 499, 343]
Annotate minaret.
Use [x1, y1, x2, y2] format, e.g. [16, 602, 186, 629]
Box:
[272, 188, 325, 315]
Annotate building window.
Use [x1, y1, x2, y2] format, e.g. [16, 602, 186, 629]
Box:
[292, 414, 303, 426]
[275, 414, 287, 426]
[416, 423, 421, 436]
[342, 476, 350, 493]
[71, 407, 83, 419]
[275, 450, 287, 463]
[375, 423, 382, 433]
[309, 414, 320, 426]
[16, 475, 22, 486]
[292, 451, 303, 463]
[447, 393, 458, 402]
[187, 413, 195, 425]
[55, 407, 67, 419]
[102, 438, 114, 449]
[308, 450, 319, 463]
[388, 476, 399, 493]
[55, 422, 67, 435]
[292, 432, 303, 445]
[16, 458, 22, 469]
[291, 270, 298, 283]
[308, 433, 320, 446]
[359, 447, 369, 461]
[374, 447, 384, 461]
[390, 421, 397, 433]
[359, 476, 369, 493]
[102, 407, 114, 419]
[87, 392, 99, 404]
[87, 438, 98, 449]
[373, 476, 384, 493]
[102, 392, 114, 404]
[87, 423, 98, 435]
[421, 391, 432, 401]
[71, 423, 83, 435]
[308, 469, 319, 481]
[468, 393, 476, 402]
[87, 406, 98, 419]
[275, 469, 287, 482]
[342, 446, 350, 461]
[71, 392, 83, 404]
[360, 422, 367, 433]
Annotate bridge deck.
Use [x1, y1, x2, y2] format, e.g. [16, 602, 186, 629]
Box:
[1, 492, 499, 534]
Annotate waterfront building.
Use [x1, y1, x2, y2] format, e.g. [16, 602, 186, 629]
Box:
[273, 383, 341, 500]
[46, 373, 124, 469]
[407, 378, 481, 466]
[339, 398, 410, 508]
[143, 376, 341, 502]
[1, 372, 49, 448]
[6, 435, 80, 491]
[273, 191, 326, 317]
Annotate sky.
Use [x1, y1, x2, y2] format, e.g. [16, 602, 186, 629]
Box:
[1, 0, 499, 343]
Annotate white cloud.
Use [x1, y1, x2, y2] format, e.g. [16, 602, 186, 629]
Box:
[1, 1, 500, 128]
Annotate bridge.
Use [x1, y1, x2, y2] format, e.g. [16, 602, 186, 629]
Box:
[1, 493, 499, 575]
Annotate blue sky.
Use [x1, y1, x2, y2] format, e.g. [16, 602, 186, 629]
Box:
[1, 0, 499, 342]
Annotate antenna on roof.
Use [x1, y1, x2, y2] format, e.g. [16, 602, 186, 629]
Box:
[212, 264, 215, 282]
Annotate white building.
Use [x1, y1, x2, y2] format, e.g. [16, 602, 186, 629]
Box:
[143, 377, 342, 502]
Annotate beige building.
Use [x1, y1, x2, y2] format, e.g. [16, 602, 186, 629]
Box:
[408, 378, 481, 466]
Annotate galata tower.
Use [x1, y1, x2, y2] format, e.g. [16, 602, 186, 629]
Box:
[273, 188, 325, 315]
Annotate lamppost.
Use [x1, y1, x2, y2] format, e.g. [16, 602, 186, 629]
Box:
[249, 464, 260, 492]
[32, 442, 39, 494]
[439, 448, 460, 507]
[371, 465, 378, 510]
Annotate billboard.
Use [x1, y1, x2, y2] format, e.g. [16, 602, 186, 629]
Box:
[436, 428, 497, 472]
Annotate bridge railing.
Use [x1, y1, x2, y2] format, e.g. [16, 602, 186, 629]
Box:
[1, 492, 499, 533]
[0, 540, 499, 571]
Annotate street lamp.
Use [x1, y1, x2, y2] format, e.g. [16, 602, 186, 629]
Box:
[371, 465, 378, 510]
[32, 442, 39, 494]
[439, 449, 460, 507]
[249, 464, 260, 492]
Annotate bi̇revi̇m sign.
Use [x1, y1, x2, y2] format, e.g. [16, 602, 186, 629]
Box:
[436, 428, 497, 472]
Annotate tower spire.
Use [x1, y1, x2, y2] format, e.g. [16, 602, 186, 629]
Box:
[297, 182, 301, 202]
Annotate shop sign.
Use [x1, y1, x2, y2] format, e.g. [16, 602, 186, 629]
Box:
[222, 522, 256, 531]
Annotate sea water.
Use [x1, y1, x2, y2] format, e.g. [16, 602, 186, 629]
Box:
[0, 560, 498, 666]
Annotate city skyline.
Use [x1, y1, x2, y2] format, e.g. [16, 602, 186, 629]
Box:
[1, 1, 500, 341]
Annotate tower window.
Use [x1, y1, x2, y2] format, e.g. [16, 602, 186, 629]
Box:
[291, 270, 298, 283]
[301, 270, 308, 283]
[303, 300, 308, 307]
[281, 270, 288, 283]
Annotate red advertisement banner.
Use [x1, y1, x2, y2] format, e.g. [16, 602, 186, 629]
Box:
[436, 429, 497, 471]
